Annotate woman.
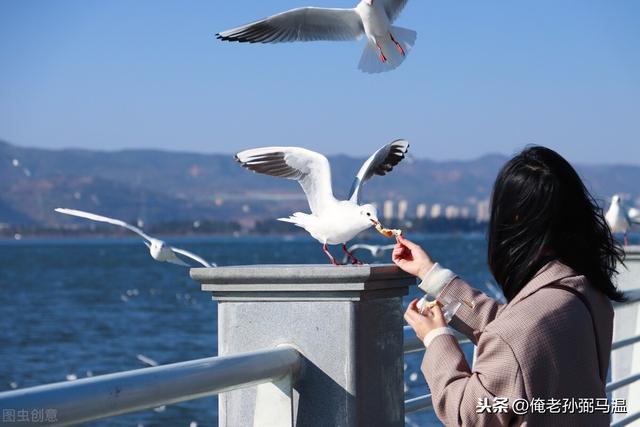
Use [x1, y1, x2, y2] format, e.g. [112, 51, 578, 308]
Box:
[393, 146, 625, 426]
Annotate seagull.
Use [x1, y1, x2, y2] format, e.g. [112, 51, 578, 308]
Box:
[137, 354, 159, 367]
[341, 243, 395, 263]
[54, 208, 214, 267]
[217, 0, 416, 74]
[605, 194, 640, 246]
[235, 140, 409, 264]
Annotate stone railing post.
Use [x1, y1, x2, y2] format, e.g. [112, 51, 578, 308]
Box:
[191, 264, 413, 427]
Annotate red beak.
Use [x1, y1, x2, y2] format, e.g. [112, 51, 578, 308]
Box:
[370, 219, 379, 225]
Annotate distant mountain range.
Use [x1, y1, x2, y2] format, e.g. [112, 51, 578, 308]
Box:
[1, 140, 638, 227]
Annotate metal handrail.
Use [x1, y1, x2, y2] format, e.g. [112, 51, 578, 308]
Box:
[615, 288, 640, 306]
[612, 334, 640, 351]
[405, 394, 433, 414]
[606, 372, 640, 393]
[0, 346, 300, 427]
[611, 410, 640, 427]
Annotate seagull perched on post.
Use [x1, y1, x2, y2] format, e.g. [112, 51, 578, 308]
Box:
[605, 194, 640, 246]
[235, 140, 409, 264]
[217, 0, 416, 73]
[54, 208, 213, 267]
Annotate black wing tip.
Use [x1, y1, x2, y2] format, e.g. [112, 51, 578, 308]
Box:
[216, 34, 268, 44]
[390, 138, 409, 149]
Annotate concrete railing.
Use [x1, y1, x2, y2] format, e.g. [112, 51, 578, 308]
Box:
[1, 253, 639, 427]
[0, 346, 300, 426]
[611, 245, 640, 425]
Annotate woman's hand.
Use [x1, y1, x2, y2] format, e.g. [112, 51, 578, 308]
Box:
[392, 235, 435, 279]
[404, 299, 447, 341]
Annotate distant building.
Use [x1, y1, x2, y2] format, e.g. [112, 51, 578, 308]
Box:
[416, 203, 427, 219]
[476, 199, 491, 222]
[460, 206, 470, 218]
[430, 203, 442, 219]
[383, 200, 394, 220]
[445, 205, 460, 219]
[397, 200, 408, 220]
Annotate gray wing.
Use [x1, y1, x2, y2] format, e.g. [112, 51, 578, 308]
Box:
[384, 0, 409, 22]
[164, 251, 191, 267]
[217, 7, 364, 43]
[236, 146, 335, 215]
[170, 247, 212, 268]
[348, 140, 409, 204]
[54, 207, 154, 242]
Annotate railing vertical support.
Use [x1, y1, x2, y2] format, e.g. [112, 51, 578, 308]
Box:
[192, 264, 413, 427]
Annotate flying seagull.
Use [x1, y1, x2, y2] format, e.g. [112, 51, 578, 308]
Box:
[217, 0, 416, 73]
[54, 208, 213, 267]
[605, 194, 640, 246]
[235, 140, 409, 264]
[341, 243, 395, 264]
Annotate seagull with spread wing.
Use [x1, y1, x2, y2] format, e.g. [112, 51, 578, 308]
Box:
[217, 0, 416, 73]
[235, 140, 409, 264]
[54, 208, 214, 267]
[605, 194, 640, 246]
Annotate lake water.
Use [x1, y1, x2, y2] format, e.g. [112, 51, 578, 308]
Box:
[0, 234, 499, 426]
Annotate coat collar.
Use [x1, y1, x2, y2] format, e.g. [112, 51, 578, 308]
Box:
[508, 259, 581, 306]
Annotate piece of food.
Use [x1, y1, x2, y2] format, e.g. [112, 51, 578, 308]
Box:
[375, 223, 402, 238]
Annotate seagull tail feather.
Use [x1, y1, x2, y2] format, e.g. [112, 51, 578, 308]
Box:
[358, 26, 416, 74]
[277, 212, 311, 229]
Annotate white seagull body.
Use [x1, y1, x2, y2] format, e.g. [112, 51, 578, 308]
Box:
[217, 0, 416, 73]
[605, 194, 640, 245]
[236, 140, 409, 264]
[54, 208, 213, 267]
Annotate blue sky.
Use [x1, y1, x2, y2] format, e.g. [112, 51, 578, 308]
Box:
[0, 0, 638, 164]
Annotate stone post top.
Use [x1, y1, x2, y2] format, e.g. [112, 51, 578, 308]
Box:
[191, 264, 415, 300]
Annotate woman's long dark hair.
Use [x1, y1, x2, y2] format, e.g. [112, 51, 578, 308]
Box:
[487, 146, 626, 302]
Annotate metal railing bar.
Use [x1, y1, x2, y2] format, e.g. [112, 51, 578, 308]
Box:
[612, 334, 640, 350]
[405, 394, 433, 414]
[606, 372, 640, 393]
[404, 326, 471, 354]
[614, 288, 640, 307]
[0, 346, 300, 427]
[611, 409, 640, 427]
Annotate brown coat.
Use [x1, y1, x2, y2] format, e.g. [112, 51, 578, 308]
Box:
[422, 260, 614, 426]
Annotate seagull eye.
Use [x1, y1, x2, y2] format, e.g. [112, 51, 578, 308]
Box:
[367, 212, 371, 216]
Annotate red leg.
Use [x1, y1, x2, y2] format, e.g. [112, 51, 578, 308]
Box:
[342, 244, 363, 265]
[376, 42, 387, 63]
[323, 243, 339, 265]
[624, 233, 629, 246]
[389, 32, 405, 56]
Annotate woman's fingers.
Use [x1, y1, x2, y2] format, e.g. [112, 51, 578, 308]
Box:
[431, 303, 445, 320]
[392, 246, 404, 259]
[397, 235, 419, 250]
[403, 309, 417, 326]
[404, 299, 421, 322]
